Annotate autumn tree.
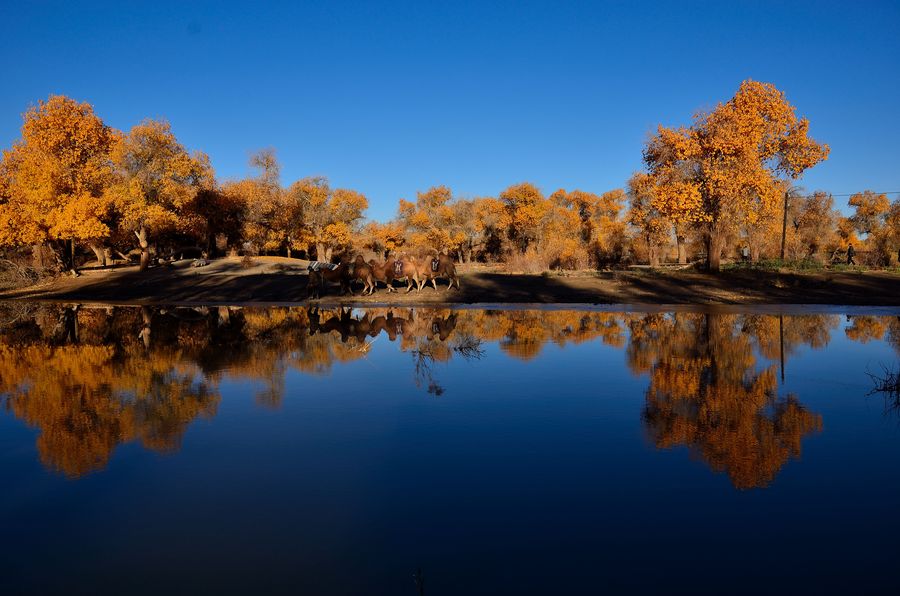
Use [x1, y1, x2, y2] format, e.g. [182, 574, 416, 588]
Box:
[627, 173, 670, 267]
[551, 188, 628, 265]
[224, 149, 302, 256]
[192, 186, 245, 256]
[792, 191, 839, 260]
[848, 190, 890, 236]
[106, 119, 213, 270]
[0, 95, 117, 269]
[397, 185, 456, 252]
[642, 80, 829, 270]
[499, 182, 549, 253]
[846, 191, 898, 265]
[449, 199, 481, 262]
[285, 177, 368, 261]
[471, 197, 506, 260]
[361, 221, 406, 258]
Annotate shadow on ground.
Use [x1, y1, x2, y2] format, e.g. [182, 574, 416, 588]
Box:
[2, 266, 899, 306]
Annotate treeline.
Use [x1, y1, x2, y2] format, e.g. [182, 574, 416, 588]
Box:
[1, 82, 898, 275]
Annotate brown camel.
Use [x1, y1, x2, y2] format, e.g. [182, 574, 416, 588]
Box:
[350, 256, 377, 295]
[430, 252, 460, 290]
[308, 263, 350, 296]
[369, 259, 398, 292]
[391, 255, 421, 293]
[415, 252, 460, 290]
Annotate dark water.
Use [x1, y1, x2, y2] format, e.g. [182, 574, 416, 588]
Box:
[0, 303, 898, 595]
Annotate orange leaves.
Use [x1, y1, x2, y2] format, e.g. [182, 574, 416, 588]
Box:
[397, 185, 465, 252]
[653, 179, 705, 224]
[323, 221, 352, 246]
[0, 95, 116, 246]
[637, 80, 828, 269]
[848, 190, 890, 234]
[107, 118, 212, 240]
[499, 182, 549, 252]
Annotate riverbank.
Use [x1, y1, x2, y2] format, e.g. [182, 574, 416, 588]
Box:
[1, 256, 899, 306]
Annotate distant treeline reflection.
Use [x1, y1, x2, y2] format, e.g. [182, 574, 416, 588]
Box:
[0, 304, 897, 487]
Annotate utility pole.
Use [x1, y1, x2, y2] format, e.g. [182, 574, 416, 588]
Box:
[780, 189, 789, 261]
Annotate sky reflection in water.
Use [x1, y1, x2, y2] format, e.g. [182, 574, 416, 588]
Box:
[0, 304, 898, 595]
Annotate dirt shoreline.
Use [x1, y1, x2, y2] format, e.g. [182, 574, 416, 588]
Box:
[2, 257, 899, 307]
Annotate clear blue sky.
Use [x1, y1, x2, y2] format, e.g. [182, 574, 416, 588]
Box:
[2, 0, 898, 221]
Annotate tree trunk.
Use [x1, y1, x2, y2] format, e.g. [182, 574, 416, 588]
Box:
[316, 242, 326, 262]
[676, 234, 687, 264]
[780, 190, 789, 260]
[750, 243, 761, 263]
[648, 243, 660, 267]
[31, 244, 51, 270]
[325, 246, 333, 262]
[286, 246, 292, 259]
[89, 242, 109, 267]
[707, 230, 724, 271]
[136, 226, 150, 272]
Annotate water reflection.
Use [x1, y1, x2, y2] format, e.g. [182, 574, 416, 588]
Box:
[0, 304, 897, 487]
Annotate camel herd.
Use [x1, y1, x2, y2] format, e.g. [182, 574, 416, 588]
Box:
[307, 253, 460, 297]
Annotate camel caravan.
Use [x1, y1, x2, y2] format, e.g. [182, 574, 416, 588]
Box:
[307, 251, 459, 298]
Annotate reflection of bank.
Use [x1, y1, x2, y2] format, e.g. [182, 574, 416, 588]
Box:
[0, 305, 219, 477]
[0, 305, 892, 481]
[629, 313, 825, 489]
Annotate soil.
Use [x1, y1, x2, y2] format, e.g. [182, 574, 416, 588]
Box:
[1, 256, 899, 306]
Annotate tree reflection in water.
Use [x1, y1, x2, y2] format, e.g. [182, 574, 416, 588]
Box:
[0, 304, 895, 485]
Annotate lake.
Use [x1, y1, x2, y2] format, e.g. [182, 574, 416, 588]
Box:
[1, 303, 898, 595]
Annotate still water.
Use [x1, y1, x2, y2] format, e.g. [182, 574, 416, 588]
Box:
[0, 303, 898, 595]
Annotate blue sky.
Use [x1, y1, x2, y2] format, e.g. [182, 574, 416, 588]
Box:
[1, 0, 898, 220]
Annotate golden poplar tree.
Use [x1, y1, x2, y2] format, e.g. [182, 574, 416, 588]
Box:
[106, 119, 213, 270]
[642, 80, 829, 270]
[0, 95, 117, 268]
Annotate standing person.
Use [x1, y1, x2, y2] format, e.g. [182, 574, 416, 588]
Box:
[846, 243, 855, 265]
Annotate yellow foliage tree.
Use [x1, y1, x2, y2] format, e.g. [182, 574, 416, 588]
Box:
[642, 80, 829, 270]
[285, 177, 368, 261]
[499, 182, 549, 253]
[106, 119, 213, 270]
[627, 173, 670, 266]
[0, 95, 117, 268]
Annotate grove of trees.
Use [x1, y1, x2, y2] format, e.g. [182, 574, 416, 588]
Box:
[1, 83, 898, 276]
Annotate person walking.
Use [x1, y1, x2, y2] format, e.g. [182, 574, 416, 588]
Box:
[847, 243, 855, 265]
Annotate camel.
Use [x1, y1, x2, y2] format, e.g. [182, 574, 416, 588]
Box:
[415, 252, 460, 290]
[390, 255, 422, 293]
[350, 256, 377, 295]
[307, 263, 350, 297]
[369, 258, 399, 292]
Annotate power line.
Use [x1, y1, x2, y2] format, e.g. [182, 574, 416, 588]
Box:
[790, 190, 900, 199]
[827, 191, 900, 197]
